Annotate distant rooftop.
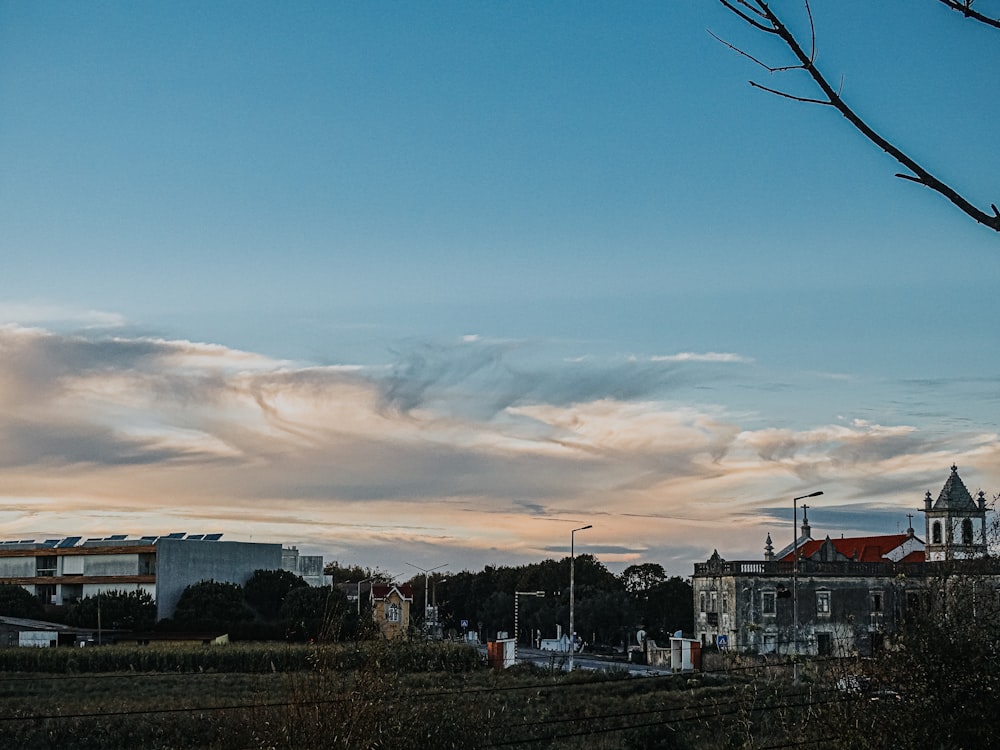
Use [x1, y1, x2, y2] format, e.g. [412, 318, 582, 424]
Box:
[0, 533, 225, 550]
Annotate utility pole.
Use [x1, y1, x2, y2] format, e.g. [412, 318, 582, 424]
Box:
[569, 524, 592, 671]
[405, 561, 448, 634]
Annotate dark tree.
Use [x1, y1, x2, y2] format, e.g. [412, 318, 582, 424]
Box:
[323, 561, 393, 585]
[65, 589, 156, 631]
[640, 577, 694, 640]
[243, 568, 307, 620]
[620, 563, 668, 594]
[0, 583, 45, 619]
[715, 0, 1000, 231]
[280, 586, 351, 642]
[171, 580, 252, 631]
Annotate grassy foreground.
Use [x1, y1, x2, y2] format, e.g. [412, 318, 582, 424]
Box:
[0, 642, 851, 749]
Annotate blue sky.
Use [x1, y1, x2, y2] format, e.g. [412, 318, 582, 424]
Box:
[1, 1, 998, 577]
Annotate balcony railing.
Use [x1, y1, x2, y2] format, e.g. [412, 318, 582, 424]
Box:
[693, 558, 1000, 578]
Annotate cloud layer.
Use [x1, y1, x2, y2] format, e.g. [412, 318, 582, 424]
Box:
[1, 324, 997, 576]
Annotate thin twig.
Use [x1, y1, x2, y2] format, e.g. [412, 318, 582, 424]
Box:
[936, 0, 1000, 29]
[713, 0, 1000, 232]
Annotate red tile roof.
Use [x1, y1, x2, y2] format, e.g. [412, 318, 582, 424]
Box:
[371, 583, 413, 601]
[779, 534, 922, 563]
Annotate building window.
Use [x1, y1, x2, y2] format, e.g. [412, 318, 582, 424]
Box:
[36, 584, 56, 605]
[817, 632, 832, 657]
[762, 591, 776, 615]
[699, 592, 706, 613]
[962, 518, 974, 545]
[932, 521, 942, 544]
[709, 591, 718, 613]
[869, 590, 885, 627]
[722, 593, 728, 614]
[139, 553, 156, 576]
[385, 602, 401, 623]
[816, 590, 831, 616]
[36, 556, 57, 577]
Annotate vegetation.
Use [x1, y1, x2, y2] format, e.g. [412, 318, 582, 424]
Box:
[3, 554, 998, 747]
[243, 568, 308, 620]
[0, 583, 46, 619]
[415, 555, 693, 649]
[64, 589, 156, 631]
[0, 640, 780, 749]
[279, 585, 354, 641]
[167, 580, 253, 633]
[799, 567, 1000, 749]
[2, 625, 995, 749]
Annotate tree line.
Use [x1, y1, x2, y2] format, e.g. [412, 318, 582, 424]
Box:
[327, 557, 694, 650]
[0, 569, 361, 642]
[0, 557, 693, 648]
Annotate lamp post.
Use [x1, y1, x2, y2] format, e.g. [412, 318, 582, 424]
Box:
[431, 576, 447, 634]
[514, 590, 546, 664]
[405, 562, 448, 633]
[792, 490, 823, 679]
[569, 524, 592, 671]
[353, 578, 373, 617]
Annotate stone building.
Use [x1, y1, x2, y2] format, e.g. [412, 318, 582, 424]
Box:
[692, 466, 993, 657]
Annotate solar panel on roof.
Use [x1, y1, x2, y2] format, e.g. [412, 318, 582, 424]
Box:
[165, 532, 186, 539]
[56, 536, 81, 548]
[106, 534, 127, 541]
[186, 534, 205, 540]
[141, 535, 158, 541]
[203, 533, 223, 541]
[19, 539, 35, 544]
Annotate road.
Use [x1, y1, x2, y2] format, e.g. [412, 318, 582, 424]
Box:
[502, 646, 674, 677]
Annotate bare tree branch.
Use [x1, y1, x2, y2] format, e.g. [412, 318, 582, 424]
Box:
[719, 0, 774, 32]
[936, 0, 1000, 29]
[748, 80, 831, 106]
[715, 0, 1000, 232]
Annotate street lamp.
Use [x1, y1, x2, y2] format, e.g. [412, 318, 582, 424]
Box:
[353, 578, 372, 616]
[431, 576, 448, 634]
[405, 561, 448, 633]
[792, 490, 823, 678]
[514, 590, 546, 664]
[569, 524, 592, 671]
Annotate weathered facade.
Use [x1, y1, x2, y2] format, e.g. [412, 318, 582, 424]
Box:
[693, 549, 918, 657]
[281, 546, 326, 587]
[692, 466, 993, 657]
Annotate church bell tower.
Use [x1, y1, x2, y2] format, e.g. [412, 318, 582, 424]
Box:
[923, 465, 988, 561]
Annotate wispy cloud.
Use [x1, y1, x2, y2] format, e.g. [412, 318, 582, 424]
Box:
[649, 352, 753, 364]
[0, 304, 126, 329]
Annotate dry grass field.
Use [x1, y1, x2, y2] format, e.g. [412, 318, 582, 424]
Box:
[0, 643, 870, 749]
